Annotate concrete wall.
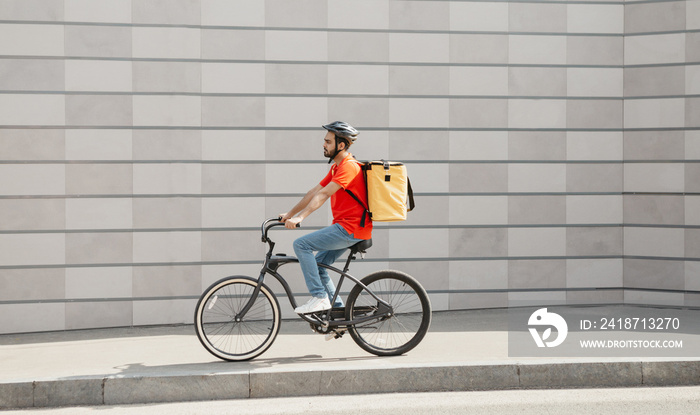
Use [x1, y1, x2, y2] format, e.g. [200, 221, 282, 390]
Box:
[623, 1, 699, 307]
[0, 0, 697, 333]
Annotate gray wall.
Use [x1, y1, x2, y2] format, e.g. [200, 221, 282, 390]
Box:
[623, 1, 699, 307]
[0, 0, 697, 333]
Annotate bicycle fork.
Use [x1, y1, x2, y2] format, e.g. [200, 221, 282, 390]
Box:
[233, 267, 269, 322]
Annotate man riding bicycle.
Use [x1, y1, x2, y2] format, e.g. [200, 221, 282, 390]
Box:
[279, 121, 373, 315]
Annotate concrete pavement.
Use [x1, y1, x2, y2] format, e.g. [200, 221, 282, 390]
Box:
[8, 387, 700, 415]
[1, 308, 699, 409]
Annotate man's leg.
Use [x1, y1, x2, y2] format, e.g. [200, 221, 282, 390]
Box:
[315, 248, 348, 307]
[293, 224, 361, 305]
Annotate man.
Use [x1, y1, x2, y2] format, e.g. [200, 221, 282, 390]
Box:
[280, 121, 372, 314]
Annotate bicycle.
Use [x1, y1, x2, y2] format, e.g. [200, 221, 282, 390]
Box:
[194, 218, 432, 361]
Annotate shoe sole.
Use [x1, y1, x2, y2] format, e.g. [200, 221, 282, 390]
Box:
[295, 307, 331, 315]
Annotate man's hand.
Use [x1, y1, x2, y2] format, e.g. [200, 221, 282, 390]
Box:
[284, 216, 302, 229]
[279, 212, 301, 228]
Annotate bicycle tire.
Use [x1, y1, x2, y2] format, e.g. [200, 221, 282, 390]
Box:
[194, 276, 281, 361]
[345, 270, 431, 356]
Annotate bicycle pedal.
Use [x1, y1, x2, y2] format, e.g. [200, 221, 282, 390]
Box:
[307, 313, 330, 327]
[325, 329, 346, 341]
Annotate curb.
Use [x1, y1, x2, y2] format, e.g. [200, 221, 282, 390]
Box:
[2, 360, 699, 409]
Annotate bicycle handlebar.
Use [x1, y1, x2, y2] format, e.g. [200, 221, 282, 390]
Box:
[261, 217, 299, 243]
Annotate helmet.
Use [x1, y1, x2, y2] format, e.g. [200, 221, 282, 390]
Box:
[322, 121, 359, 144]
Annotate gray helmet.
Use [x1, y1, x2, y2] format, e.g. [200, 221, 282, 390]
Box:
[322, 121, 359, 144]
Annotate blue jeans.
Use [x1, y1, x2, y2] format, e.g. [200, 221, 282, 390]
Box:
[292, 224, 363, 307]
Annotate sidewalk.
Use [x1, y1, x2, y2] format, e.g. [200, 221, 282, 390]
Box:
[1, 308, 699, 409]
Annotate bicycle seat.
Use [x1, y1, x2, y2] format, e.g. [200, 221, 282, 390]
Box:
[350, 238, 372, 254]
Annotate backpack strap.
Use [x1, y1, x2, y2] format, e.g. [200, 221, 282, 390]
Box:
[345, 158, 371, 227]
[382, 159, 391, 181]
[345, 188, 370, 227]
[407, 177, 415, 212]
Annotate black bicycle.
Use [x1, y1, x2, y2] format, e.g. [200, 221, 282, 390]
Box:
[194, 218, 432, 361]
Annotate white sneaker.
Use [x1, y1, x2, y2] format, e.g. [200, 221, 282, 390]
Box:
[294, 296, 332, 314]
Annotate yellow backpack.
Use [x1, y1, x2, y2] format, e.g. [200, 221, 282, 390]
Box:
[347, 160, 415, 226]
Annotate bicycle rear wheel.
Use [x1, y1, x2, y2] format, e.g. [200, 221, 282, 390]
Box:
[194, 276, 281, 361]
[345, 270, 431, 356]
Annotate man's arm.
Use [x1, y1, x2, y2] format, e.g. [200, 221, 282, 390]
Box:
[280, 184, 323, 222]
[281, 182, 342, 229]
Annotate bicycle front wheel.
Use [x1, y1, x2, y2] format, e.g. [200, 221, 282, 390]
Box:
[194, 276, 281, 361]
[346, 270, 431, 356]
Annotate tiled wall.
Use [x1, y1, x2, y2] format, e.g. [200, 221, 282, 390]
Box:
[0, 0, 697, 333]
[623, 1, 699, 307]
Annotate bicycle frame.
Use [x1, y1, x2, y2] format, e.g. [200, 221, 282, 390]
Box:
[235, 218, 393, 328]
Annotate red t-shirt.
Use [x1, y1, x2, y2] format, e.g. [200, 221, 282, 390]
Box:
[319, 154, 373, 240]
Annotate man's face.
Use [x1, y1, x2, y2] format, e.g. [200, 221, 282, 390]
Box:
[323, 131, 336, 157]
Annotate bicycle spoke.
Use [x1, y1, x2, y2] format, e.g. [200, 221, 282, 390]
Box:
[347, 271, 430, 356]
[196, 278, 280, 361]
